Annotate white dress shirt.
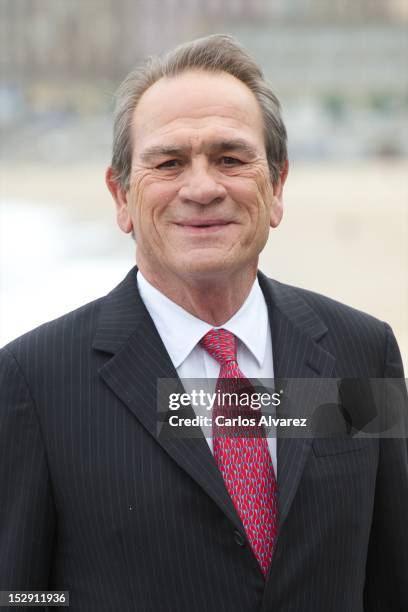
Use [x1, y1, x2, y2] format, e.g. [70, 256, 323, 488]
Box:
[137, 270, 277, 474]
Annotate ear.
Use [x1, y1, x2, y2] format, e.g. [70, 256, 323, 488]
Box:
[270, 159, 289, 229]
[105, 166, 133, 234]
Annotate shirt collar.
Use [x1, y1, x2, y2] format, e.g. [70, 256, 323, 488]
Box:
[137, 270, 269, 369]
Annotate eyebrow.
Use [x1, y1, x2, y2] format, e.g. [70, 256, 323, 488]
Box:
[140, 139, 259, 163]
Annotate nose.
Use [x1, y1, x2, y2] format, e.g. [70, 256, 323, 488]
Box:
[178, 161, 227, 206]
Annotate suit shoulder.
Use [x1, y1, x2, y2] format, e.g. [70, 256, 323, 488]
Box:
[264, 275, 391, 349]
[2, 296, 104, 360]
[283, 282, 385, 331]
[264, 278, 395, 376]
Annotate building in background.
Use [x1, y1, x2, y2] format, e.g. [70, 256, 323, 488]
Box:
[1, 0, 407, 163]
[0, 1, 407, 363]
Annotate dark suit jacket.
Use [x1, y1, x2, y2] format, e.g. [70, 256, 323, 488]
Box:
[1, 268, 407, 611]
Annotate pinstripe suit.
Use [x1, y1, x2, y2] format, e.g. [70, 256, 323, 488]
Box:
[1, 267, 407, 611]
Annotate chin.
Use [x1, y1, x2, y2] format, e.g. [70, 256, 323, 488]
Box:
[176, 255, 246, 280]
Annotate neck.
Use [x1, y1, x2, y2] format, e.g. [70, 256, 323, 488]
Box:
[138, 264, 258, 326]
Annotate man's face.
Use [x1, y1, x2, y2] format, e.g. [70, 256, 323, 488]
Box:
[107, 70, 287, 285]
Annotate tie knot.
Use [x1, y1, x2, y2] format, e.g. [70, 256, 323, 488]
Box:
[200, 328, 238, 366]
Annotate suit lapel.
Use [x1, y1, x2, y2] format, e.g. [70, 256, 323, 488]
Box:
[93, 268, 336, 550]
[93, 267, 246, 533]
[258, 273, 336, 537]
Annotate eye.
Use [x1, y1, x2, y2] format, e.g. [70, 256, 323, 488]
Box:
[156, 159, 181, 170]
[220, 156, 243, 167]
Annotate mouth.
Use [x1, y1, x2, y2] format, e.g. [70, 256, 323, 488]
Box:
[175, 220, 233, 233]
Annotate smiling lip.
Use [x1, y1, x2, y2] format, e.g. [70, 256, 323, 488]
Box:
[175, 220, 233, 233]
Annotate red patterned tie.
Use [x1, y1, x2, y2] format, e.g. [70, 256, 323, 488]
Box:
[200, 328, 278, 576]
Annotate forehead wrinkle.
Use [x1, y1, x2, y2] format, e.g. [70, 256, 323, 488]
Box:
[209, 138, 259, 157]
[140, 145, 191, 163]
[140, 138, 259, 163]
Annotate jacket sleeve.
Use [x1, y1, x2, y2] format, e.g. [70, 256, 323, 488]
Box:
[0, 347, 56, 592]
[363, 323, 408, 610]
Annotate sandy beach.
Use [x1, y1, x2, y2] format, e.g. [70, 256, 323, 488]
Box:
[1, 159, 407, 371]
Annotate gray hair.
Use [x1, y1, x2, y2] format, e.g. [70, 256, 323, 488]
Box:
[111, 34, 287, 189]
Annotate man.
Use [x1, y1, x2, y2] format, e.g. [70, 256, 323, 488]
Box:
[0, 35, 407, 611]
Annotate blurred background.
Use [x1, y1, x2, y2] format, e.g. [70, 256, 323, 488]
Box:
[1, 0, 407, 369]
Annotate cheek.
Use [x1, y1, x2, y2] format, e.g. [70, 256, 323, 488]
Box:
[227, 174, 272, 220]
[129, 177, 177, 224]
